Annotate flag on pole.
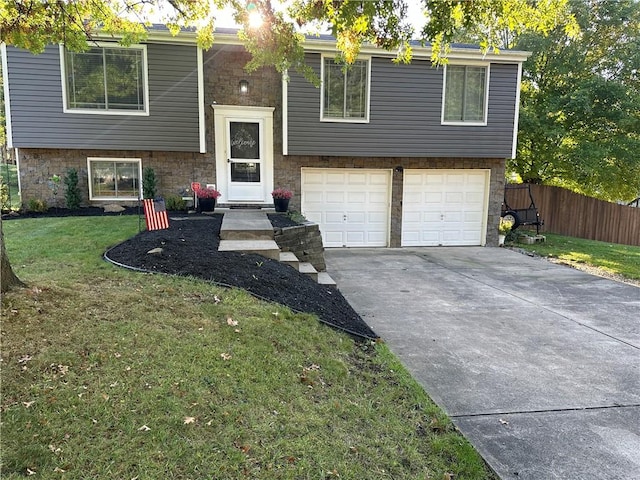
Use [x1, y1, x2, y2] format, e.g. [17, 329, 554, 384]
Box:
[143, 198, 170, 231]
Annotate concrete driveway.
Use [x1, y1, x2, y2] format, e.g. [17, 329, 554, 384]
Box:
[325, 247, 640, 480]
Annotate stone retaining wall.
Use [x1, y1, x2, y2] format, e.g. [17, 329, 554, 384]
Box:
[273, 223, 326, 271]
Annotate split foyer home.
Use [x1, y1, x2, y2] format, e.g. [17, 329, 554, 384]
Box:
[1, 28, 530, 247]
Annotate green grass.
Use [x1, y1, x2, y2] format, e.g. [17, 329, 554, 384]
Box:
[513, 232, 640, 280]
[1, 217, 496, 479]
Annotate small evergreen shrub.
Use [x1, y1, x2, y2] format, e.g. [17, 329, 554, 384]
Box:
[27, 198, 47, 212]
[164, 194, 187, 211]
[143, 168, 157, 199]
[64, 168, 81, 209]
[0, 177, 9, 211]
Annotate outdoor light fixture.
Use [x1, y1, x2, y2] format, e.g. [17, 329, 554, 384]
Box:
[239, 79, 249, 94]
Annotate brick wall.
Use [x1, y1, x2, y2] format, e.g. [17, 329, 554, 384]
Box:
[17, 148, 209, 207]
[273, 223, 326, 271]
[280, 156, 506, 247]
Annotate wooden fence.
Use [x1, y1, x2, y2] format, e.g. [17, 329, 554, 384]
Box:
[504, 184, 640, 247]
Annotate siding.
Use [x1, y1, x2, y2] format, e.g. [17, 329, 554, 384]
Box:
[6, 43, 200, 151]
[287, 54, 518, 158]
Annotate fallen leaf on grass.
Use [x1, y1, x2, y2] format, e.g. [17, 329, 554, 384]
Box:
[54, 467, 66, 473]
[183, 416, 196, 425]
[138, 425, 151, 431]
[226, 317, 238, 327]
[22, 401, 35, 408]
[26, 468, 36, 476]
[234, 443, 251, 454]
[18, 354, 33, 364]
[220, 353, 232, 361]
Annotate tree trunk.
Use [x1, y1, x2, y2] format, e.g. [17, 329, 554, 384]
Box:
[1, 217, 24, 293]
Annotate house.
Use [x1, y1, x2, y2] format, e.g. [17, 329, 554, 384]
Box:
[1, 28, 530, 247]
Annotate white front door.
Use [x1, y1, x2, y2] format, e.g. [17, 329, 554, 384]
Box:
[227, 119, 264, 201]
[213, 106, 274, 204]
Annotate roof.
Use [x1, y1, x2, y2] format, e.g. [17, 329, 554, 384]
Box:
[142, 25, 531, 63]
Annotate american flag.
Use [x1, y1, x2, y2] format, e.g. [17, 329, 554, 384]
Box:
[143, 198, 170, 231]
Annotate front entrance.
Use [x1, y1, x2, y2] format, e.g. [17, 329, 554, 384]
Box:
[213, 106, 274, 204]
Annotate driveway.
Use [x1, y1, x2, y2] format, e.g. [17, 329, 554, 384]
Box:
[325, 247, 640, 480]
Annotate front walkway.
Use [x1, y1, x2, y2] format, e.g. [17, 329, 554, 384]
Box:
[325, 247, 640, 480]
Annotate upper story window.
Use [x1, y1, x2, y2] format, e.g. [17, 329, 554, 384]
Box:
[62, 44, 148, 115]
[442, 64, 489, 125]
[321, 57, 370, 122]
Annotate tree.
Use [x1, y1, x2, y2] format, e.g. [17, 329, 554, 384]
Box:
[1, 218, 24, 292]
[510, 0, 640, 202]
[0, 0, 577, 292]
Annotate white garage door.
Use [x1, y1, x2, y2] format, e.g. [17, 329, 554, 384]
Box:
[402, 169, 489, 246]
[302, 168, 391, 247]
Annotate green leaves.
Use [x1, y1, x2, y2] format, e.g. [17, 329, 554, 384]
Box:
[512, 0, 640, 201]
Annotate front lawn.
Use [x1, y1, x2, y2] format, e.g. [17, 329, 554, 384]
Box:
[512, 232, 640, 281]
[1, 216, 496, 479]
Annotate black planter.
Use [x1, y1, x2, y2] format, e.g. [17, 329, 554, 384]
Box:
[273, 198, 290, 212]
[197, 198, 216, 213]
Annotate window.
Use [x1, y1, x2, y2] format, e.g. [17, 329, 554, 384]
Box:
[63, 45, 147, 113]
[322, 57, 370, 121]
[443, 65, 488, 124]
[88, 158, 142, 200]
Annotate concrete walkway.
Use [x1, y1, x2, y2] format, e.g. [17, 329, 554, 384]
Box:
[325, 247, 640, 480]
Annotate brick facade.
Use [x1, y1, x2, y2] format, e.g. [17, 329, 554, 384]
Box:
[17, 148, 208, 208]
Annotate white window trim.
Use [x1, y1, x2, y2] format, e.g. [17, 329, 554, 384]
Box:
[441, 61, 490, 126]
[60, 43, 150, 116]
[1, 43, 13, 148]
[320, 55, 371, 123]
[87, 157, 143, 201]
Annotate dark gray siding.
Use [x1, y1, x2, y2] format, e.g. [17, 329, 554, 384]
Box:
[287, 54, 518, 158]
[6, 43, 200, 151]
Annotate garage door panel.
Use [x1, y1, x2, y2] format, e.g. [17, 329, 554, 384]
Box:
[346, 231, 365, 244]
[325, 231, 344, 245]
[347, 191, 367, 203]
[302, 168, 390, 247]
[402, 169, 488, 247]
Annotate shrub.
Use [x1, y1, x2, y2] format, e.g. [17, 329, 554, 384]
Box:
[164, 194, 187, 211]
[143, 168, 157, 199]
[0, 177, 9, 211]
[64, 168, 81, 209]
[27, 198, 47, 212]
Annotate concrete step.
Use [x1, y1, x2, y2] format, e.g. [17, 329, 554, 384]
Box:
[299, 262, 318, 282]
[317, 272, 337, 286]
[279, 251, 300, 269]
[220, 211, 274, 240]
[218, 240, 280, 260]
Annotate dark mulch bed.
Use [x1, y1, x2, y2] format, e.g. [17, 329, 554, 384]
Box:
[105, 215, 377, 339]
[2, 206, 142, 220]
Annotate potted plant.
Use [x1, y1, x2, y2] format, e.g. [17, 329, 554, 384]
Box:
[195, 186, 221, 213]
[498, 218, 512, 246]
[271, 188, 292, 212]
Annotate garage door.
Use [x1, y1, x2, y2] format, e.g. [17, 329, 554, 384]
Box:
[402, 169, 489, 246]
[302, 168, 391, 247]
